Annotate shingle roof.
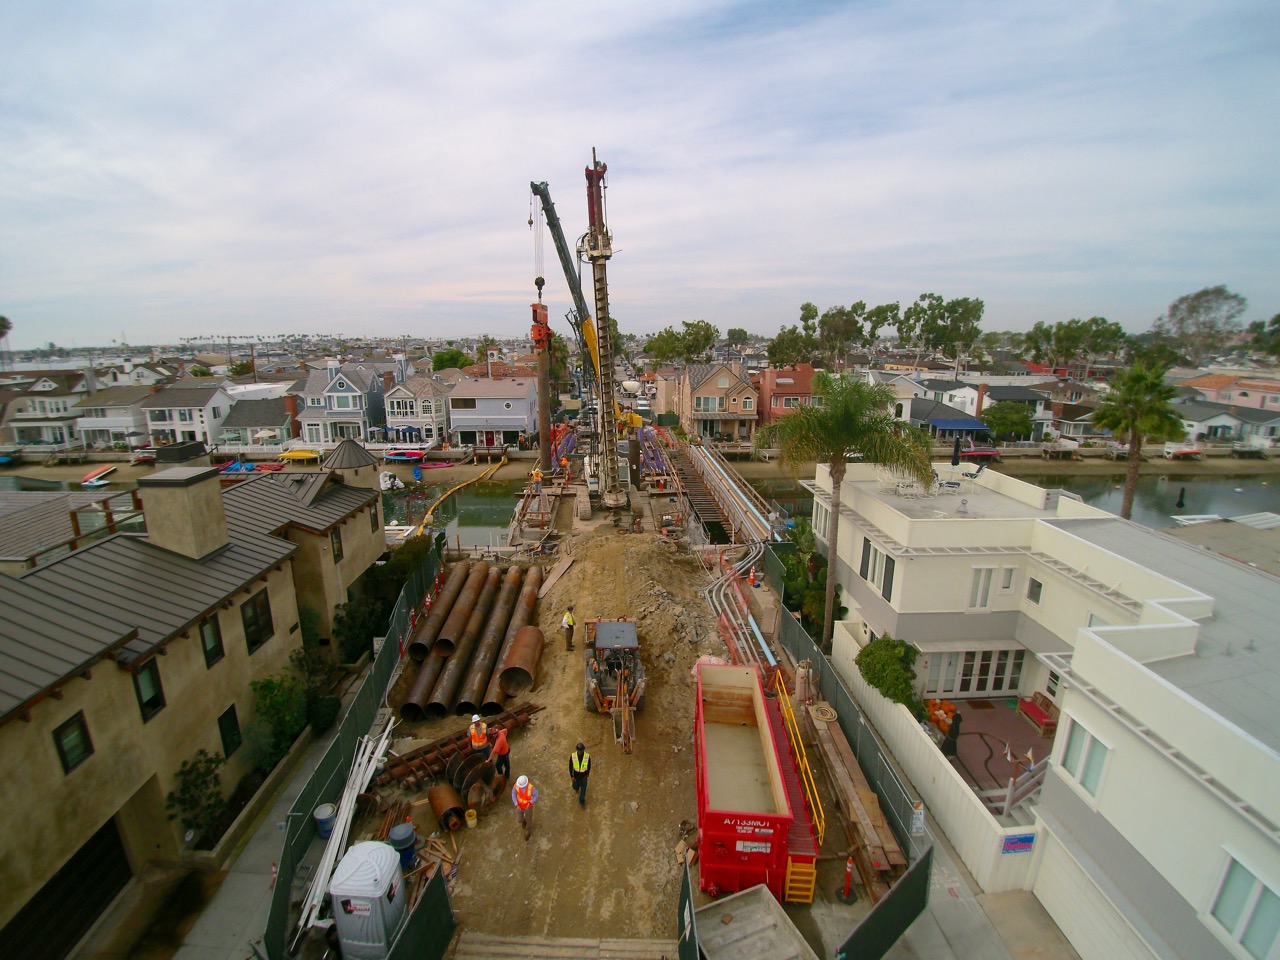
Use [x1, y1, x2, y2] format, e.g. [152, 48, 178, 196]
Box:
[395, 376, 450, 399]
[139, 386, 224, 408]
[986, 385, 1046, 402]
[223, 470, 377, 533]
[449, 378, 535, 399]
[72, 385, 155, 408]
[220, 397, 288, 429]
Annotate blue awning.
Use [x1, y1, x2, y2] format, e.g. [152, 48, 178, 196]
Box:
[928, 417, 986, 430]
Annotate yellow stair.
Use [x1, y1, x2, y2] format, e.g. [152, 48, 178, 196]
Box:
[784, 857, 817, 904]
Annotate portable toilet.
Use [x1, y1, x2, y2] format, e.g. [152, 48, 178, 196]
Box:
[328, 841, 408, 959]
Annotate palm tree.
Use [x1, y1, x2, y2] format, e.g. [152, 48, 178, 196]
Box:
[756, 374, 932, 649]
[1090, 362, 1185, 520]
[0, 315, 10, 372]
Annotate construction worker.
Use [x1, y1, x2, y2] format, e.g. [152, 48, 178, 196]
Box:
[561, 604, 576, 652]
[560, 455, 571, 482]
[511, 774, 539, 841]
[531, 466, 543, 495]
[491, 725, 510, 779]
[469, 715, 490, 761]
[569, 742, 592, 807]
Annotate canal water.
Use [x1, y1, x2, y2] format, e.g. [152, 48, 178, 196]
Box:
[383, 479, 521, 550]
[748, 473, 1278, 530]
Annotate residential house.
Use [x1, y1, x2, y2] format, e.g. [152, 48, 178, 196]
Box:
[95, 360, 177, 388]
[0, 369, 96, 448]
[674, 363, 758, 442]
[448, 378, 537, 448]
[74, 385, 160, 448]
[139, 384, 234, 447]
[809, 462, 1280, 960]
[900, 397, 988, 441]
[1026, 378, 1101, 407]
[756, 364, 818, 425]
[1170, 399, 1280, 444]
[296, 360, 392, 445]
[1049, 402, 1104, 439]
[216, 397, 294, 446]
[1181, 374, 1280, 412]
[384, 375, 450, 444]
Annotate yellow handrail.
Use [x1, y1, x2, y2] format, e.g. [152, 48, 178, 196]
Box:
[773, 670, 825, 844]
[411, 456, 507, 538]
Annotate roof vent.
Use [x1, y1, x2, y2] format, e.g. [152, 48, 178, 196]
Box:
[956, 499, 969, 516]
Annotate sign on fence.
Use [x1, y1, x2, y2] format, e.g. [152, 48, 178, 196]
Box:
[1002, 832, 1036, 855]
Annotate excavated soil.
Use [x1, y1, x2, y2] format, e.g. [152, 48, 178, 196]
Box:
[380, 529, 728, 938]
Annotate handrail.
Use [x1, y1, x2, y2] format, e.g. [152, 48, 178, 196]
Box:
[772, 669, 826, 844]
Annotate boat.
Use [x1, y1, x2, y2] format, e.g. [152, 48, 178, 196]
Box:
[81, 465, 117, 488]
[128, 448, 157, 465]
[383, 447, 427, 463]
[278, 449, 322, 463]
[379, 471, 405, 491]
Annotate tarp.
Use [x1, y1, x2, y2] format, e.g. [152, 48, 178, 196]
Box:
[927, 417, 985, 430]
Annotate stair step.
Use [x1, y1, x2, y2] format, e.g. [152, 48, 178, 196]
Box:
[452, 932, 678, 959]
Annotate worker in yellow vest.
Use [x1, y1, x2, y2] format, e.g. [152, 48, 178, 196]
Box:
[569, 742, 592, 808]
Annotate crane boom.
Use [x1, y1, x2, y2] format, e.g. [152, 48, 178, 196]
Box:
[584, 150, 626, 509]
[529, 180, 598, 388]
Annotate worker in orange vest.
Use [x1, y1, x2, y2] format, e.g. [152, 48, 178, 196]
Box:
[560, 455, 571, 482]
[469, 715, 490, 761]
[511, 775, 539, 841]
[531, 467, 542, 495]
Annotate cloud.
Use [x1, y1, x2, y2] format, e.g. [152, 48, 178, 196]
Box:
[1, 1, 1277, 348]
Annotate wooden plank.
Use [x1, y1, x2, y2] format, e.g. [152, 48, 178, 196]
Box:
[537, 556, 575, 598]
[824, 721, 906, 868]
[811, 719, 889, 871]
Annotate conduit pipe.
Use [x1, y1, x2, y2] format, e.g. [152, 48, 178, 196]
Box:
[481, 566, 542, 715]
[426, 566, 501, 718]
[408, 560, 471, 660]
[434, 561, 490, 655]
[455, 565, 524, 716]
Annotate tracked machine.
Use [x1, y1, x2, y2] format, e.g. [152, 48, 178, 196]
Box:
[584, 618, 646, 753]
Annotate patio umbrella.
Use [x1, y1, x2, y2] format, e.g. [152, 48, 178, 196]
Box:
[254, 429, 277, 440]
[951, 436, 962, 467]
[124, 430, 147, 438]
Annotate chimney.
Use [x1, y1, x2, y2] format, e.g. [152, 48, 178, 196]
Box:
[976, 383, 989, 416]
[137, 467, 230, 560]
[283, 394, 301, 438]
[383, 370, 395, 394]
[327, 358, 341, 382]
[1052, 400, 1064, 417]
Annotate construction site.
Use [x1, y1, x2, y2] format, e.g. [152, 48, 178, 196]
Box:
[272, 152, 930, 960]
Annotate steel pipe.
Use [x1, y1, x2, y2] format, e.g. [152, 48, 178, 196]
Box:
[398, 651, 446, 722]
[408, 561, 470, 661]
[498, 625, 545, 696]
[434, 561, 490, 655]
[427, 783, 466, 832]
[426, 566, 501, 718]
[481, 566, 542, 714]
[455, 565, 525, 716]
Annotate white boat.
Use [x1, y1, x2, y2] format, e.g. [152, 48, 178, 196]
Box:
[379, 471, 405, 491]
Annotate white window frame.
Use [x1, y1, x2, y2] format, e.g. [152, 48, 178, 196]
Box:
[998, 566, 1017, 593]
[308, 396, 324, 407]
[968, 567, 995, 610]
[741, 397, 754, 410]
[783, 396, 800, 408]
[812, 501, 831, 541]
[1058, 717, 1110, 799]
[1208, 852, 1280, 960]
[1027, 577, 1044, 605]
[1087, 613, 1110, 628]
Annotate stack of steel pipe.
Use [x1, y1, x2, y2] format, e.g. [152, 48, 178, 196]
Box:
[400, 561, 489, 721]
[481, 566, 543, 715]
[498, 625, 545, 696]
[379, 702, 543, 788]
[455, 565, 525, 716]
[407, 561, 471, 661]
[425, 565, 502, 719]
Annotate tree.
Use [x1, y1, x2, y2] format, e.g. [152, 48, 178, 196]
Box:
[897, 293, 985, 367]
[1245, 314, 1280, 357]
[229, 359, 255, 377]
[726, 327, 750, 347]
[189, 365, 212, 378]
[1090, 362, 1186, 520]
[165, 749, 227, 842]
[767, 303, 820, 366]
[755, 375, 931, 649]
[432, 349, 473, 371]
[855, 634, 921, 715]
[980, 401, 1035, 441]
[644, 327, 683, 363]
[1150, 285, 1247, 364]
[678, 320, 719, 362]
[1076, 317, 1127, 379]
[474, 334, 498, 357]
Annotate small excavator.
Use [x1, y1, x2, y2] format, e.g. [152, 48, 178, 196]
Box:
[583, 618, 646, 754]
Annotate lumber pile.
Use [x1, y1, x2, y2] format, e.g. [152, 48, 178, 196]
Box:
[808, 704, 906, 903]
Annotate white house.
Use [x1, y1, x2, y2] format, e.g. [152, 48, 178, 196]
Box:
[447, 378, 536, 448]
[807, 463, 1280, 960]
[138, 384, 234, 447]
[73, 385, 154, 447]
[384, 375, 450, 444]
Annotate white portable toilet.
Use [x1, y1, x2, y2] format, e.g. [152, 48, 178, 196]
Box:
[328, 841, 408, 959]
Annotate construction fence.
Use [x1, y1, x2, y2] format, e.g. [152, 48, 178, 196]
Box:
[263, 533, 449, 960]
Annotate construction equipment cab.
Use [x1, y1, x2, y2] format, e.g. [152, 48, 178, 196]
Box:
[584, 618, 646, 753]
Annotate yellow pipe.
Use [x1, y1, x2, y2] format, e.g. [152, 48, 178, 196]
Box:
[411, 456, 507, 538]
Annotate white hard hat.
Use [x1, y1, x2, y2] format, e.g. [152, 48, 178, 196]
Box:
[516, 775, 529, 788]
[472, 714, 481, 723]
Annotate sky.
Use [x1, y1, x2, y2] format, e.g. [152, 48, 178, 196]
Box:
[2, 1, 1278, 350]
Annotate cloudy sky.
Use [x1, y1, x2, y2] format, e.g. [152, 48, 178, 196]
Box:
[2, 1, 1277, 349]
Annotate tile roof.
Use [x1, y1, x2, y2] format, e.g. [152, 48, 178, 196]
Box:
[1180, 374, 1240, 390]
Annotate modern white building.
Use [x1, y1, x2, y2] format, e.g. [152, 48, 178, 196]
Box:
[73, 385, 153, 447]
[808, 463, 1280, 960]
[138, 384, 234, 447]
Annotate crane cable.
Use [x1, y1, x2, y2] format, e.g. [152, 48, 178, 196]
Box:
[530, 192, 545, 301]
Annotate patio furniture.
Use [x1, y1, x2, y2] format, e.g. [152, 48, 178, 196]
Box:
[1017, 691, 1059, 736]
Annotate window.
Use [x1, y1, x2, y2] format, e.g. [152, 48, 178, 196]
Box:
[969, 568, 995, 610]
[812, 501, 831, 540]
[718, 375, 730, 388]
[1047, 670, 1060, 697]
[200, 616, 224, 668]
[211, 407, 222, 419]
[452, 398, 477, 410]
[741, 397, 754, 410]
[242, 589, 275, 653]
[783, 396, 801, 408]
[730, 396, 738, 405]
[370, 503, 379, 532]
[859, 539, 894, 600]
[1000, 567, 1016, 592]
[54, 712, 93, 773]
[178, 409, 192, 422]
[1027, 577, 1043, 604]
[308, 397, 324, 406]
[330, 527, 344, 563]
[1060, 718, 1109, 797]
[1087, 613, 1110, 628]
[133, 660, 166, 722]
[334, 395, 352, 409]
[218, 705, 242, 757]
[771, 397, 779, 407]
[306, 425, 322, 442]
[1212, 856, 1280, 960]
[388, 399, 415, 417]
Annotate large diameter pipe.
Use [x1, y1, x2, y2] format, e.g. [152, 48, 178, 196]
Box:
[498, 625, 545, 696]
[409, 561, 471, 660]
[434, 561, 490, 655]
[455, 566, 525, 717]
[481, 566, 542, 715]
[399, 651, 446, 722]
[426, 566, 502, 718]
[537, 343, 552, 472]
